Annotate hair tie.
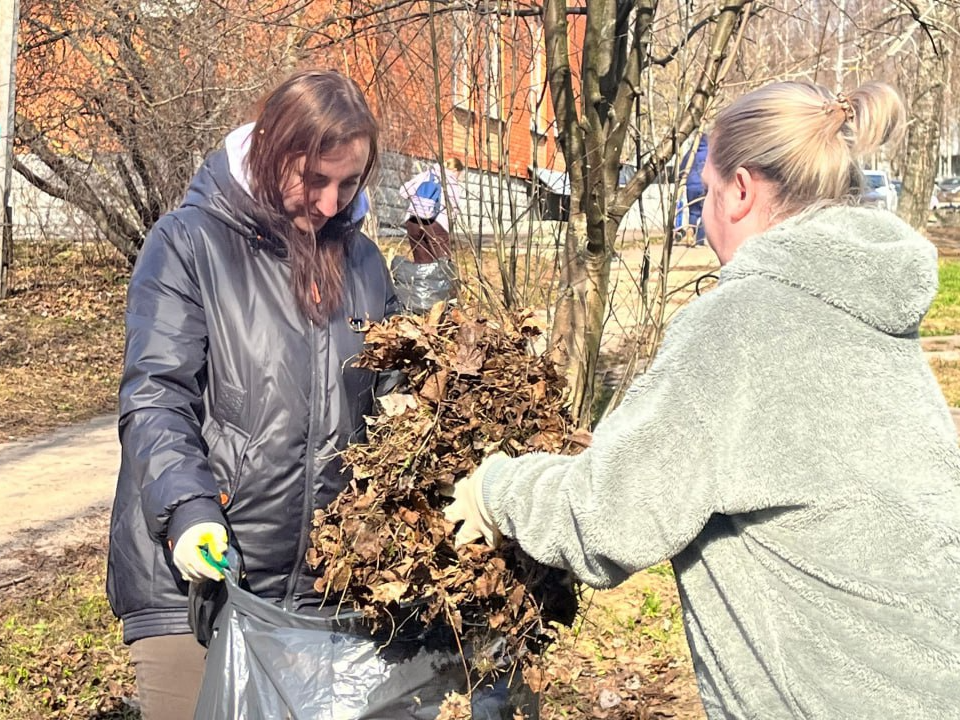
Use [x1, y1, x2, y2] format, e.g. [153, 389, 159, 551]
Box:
[835, 92, 855, 123]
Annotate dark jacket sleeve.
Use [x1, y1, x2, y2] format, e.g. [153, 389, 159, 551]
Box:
[373, 239, 407, 397]
[118, 214, 224, 546]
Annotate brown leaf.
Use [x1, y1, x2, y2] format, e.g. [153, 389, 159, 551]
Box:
[522, 664, 549, 694]
[567, 427, 593, 448]
[419, 369, 450, 404]
[398, 507, 420, 526]
[370, 580, 410, 604]
[426, 301, 447, 326]
[378, 393, 418, 416]
[353, 528, 382, 560]
[437, 691, 472, 720]
[322, 562, 352, 593]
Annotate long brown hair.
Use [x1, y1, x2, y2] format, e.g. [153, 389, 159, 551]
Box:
[245, 69, 379, 323]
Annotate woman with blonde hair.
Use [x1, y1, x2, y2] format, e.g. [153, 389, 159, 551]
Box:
[446, 81, 960, 719]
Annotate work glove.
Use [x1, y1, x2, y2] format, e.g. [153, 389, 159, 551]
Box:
[172, 522, 228, 582]
[443, 454, 505, 547]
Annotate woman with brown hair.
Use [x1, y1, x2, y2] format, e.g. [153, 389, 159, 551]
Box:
[105, 69, 399, 719]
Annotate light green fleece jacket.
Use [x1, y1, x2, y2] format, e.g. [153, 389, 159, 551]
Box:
[481, 206, 960, 719]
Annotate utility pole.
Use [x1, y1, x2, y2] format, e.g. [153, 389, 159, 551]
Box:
[0, 0, 20, 299]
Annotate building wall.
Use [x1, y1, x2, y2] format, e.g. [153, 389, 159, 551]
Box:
[368, 150, 536, 239]
[10, 156, 94, 241]
[12, 150, 674, 244]
[371, 151, 674, 240]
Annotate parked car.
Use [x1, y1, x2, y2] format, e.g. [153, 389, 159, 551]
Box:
[935, 177, 960, 209]
[859, 170, 898, 213]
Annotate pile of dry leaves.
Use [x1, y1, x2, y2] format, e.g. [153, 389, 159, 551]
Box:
[307, 305, 588, 691]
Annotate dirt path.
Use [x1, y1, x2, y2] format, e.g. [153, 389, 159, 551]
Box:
[0, 414, 118, 583]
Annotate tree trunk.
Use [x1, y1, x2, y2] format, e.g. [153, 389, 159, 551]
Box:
[899, 41, 945, 231]
[545, 0, 753, 427]
[550, 212, 615, 421]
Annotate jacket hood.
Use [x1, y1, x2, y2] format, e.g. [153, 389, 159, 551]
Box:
[720, 206, 939, 336]
[181, 149, 260, 239]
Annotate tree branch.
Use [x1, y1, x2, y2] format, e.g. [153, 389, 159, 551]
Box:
[614, 0, 754, 214]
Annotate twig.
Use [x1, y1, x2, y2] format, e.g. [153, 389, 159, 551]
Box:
[0, 574, 30, 590]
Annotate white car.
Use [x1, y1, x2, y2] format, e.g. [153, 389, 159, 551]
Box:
[860, 170, 898, 213]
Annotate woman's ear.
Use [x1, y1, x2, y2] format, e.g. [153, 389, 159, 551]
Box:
[729, 166, 758, 222]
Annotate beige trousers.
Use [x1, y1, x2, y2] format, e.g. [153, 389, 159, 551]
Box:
[129, 634, 207, 720]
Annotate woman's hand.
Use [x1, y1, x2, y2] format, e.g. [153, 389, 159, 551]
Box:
[172, 522, 228, 582]
[443, 455, 505, 547]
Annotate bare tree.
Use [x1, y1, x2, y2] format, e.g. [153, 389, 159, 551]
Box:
[544, 0, 754, 424]
[726, 0, 960, 232]
[15, 0, 311, 260]
[883, 1, 960, 229]
[18, 0, 758, 428]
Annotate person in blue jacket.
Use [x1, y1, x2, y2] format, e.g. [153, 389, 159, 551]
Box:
[674, 135, 709, 246]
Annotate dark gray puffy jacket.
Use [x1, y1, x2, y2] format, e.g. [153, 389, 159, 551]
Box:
[106, 150, 399, 644]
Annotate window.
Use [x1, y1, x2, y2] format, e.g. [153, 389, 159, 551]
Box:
[451, 13, 501, 120]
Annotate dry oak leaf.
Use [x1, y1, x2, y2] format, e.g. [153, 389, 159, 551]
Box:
[379, 392, 419, 416]
[370, 580, 410, 604]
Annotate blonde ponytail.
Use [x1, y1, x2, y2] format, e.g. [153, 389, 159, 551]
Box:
[710, 81, 905, 214]
[848, 82, 906, 155]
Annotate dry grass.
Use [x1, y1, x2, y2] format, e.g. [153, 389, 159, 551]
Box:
[0, 528, 137, 720]
[928, 358, 960, 407]
[0, 242, 127, 440]
[0, 523, 697, 720]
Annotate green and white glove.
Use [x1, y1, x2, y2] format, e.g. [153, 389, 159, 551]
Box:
[172, 522, 228, 582]
[443, 454, 505, 547]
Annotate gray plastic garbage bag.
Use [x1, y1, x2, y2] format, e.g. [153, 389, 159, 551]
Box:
[390, 257, 458, 315]
[193, 565, 538, 720]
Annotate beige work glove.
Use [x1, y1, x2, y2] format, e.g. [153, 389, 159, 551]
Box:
[443, 454, 504, 547]
[172, 522, 228, 582]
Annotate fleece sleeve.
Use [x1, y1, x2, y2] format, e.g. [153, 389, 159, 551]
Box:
[118, 215, 224, 545]
[482, 319, 726, 589]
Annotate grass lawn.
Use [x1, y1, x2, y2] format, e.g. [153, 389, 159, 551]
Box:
[921, 259, 960, 337]
[922, 260, 960, 406]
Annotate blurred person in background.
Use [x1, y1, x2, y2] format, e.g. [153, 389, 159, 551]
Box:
[400, 157, 464, 263]
[674, 135, 709, 246]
